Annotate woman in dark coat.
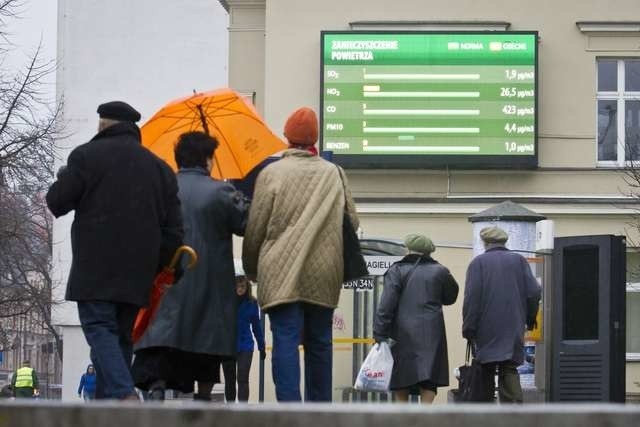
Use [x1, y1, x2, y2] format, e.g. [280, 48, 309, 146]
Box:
[373, 234, 459, 404]
[132, 131, 248, 401]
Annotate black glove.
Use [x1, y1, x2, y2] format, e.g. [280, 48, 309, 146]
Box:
[260, 350, 266, 360]
[56, 166, 68, 180]
[462, 328, 476, 341]
[373, 336, 387, 345]
[526, 297, 539, 331]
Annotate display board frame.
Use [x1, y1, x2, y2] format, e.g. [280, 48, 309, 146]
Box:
[319, 30, 539, 169]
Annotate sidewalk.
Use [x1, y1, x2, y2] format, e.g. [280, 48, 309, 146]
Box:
[1, 401, 638, 427]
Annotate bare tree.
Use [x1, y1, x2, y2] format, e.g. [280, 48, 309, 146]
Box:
[0, 1, 59, 190]
[0, 0, 63, 361]
[0, 190, 63, 360]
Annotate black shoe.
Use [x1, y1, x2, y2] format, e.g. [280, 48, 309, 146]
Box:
[149, 388, 165, 401]
[147, 380, 166, 401]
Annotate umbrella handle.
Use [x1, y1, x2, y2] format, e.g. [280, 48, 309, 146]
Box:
[169, 245, 198, 270]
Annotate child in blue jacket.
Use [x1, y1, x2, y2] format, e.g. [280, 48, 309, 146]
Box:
[222, 265, 266, 402]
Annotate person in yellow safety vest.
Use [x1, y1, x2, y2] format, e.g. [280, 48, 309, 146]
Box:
[11, 361, 39, 398]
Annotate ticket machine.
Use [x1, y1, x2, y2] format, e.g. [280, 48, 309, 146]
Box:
[550, 235, 626, 402]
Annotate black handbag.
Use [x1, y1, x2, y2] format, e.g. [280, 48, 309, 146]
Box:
[336, 166, 369, 282]
[455, 341, 486, 402]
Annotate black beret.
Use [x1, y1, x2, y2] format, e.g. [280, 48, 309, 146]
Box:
[97, 101, 141, 122]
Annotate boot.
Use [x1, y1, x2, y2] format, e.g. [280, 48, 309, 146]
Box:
[194, 381, 213, 402]
[147, 380, 166, 401]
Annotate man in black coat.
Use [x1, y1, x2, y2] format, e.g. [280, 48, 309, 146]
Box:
[462, 226, 541, 403]
[46, 101, 183, 400]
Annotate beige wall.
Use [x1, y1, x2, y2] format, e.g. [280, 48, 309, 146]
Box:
[628, 363, 640, 395]
[226, 0, 640, 403]
[258, 0, 639, 169]
[347, 169, 630, 199]
[227, 0, 640, 192]
[227, 0, 266, 112]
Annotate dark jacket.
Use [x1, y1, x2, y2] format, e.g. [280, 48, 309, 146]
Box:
[46, 122, 183, 307]
[373, 254, 459, 389]
[135, 168, 248, 356]
[237, 298, 265, 352]
[462, 246, 541, 365]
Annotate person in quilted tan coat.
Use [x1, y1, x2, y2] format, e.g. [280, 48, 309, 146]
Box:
[242, 107, 359, 402]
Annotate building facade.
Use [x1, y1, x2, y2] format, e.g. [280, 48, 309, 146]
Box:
[221, 0, 640, 402]
[0, 314, 62, 399]
[54, 0, 640, 403]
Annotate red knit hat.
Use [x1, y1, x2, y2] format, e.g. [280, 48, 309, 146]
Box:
[284, 107, 318, 146]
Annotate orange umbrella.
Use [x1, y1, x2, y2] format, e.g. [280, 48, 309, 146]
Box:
[141, 88, 287, 179]
[132, 246, 198, 344]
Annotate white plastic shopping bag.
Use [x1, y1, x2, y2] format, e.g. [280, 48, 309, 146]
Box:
[353, 342, 394, 392]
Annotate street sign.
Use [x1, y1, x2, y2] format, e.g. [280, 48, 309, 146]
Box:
[342, 256, 403, 291]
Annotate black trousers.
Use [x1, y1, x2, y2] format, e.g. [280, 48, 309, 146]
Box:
[480, 361, 523, 403]
[222, 351, 254, 402]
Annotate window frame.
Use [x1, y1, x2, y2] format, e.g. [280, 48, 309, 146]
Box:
[626, 249, 640, 361]
[627, 282, 640, 361]
[596, 58, 640, 167]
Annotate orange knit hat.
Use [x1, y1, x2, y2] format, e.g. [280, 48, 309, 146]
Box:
[283, 107, 318, 146]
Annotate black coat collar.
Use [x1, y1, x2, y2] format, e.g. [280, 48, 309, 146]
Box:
[398, 253, 436, 264]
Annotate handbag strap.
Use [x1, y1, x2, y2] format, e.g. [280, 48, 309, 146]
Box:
[387, 258, 421, 334]
[400, 258, 421, 290]
[334, 164, 348, 212]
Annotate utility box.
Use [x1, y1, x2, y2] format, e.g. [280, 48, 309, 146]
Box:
[550, 235, 626, 402]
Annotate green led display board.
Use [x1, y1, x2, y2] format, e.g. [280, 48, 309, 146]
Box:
[320, 32, 538, 168]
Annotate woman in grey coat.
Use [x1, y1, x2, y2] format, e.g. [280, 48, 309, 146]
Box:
[373, 234, 459, 403]
[132, 131, 248, 400]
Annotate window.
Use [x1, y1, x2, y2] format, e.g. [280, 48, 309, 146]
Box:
[239, 91, 256, 105]
[597, 59, 640, 165]
[626, 251, 640, 360]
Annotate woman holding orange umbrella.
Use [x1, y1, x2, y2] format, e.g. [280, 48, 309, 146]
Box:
[132, 131, 249, 401]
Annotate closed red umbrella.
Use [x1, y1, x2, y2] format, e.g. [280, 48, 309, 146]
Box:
[132, 246, 198, 343]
